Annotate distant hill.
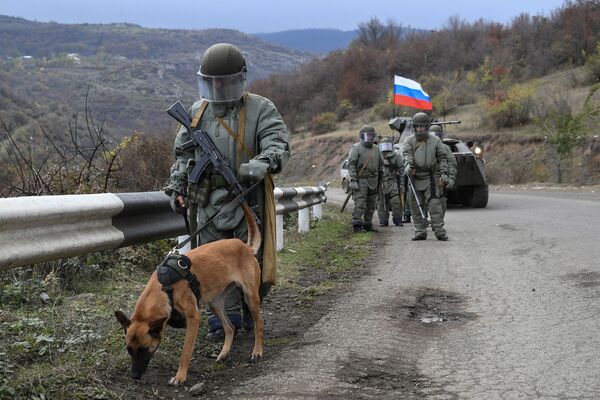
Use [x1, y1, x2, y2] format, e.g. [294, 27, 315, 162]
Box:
[0, 15, 312, 143]
[253, 29, 358, 53]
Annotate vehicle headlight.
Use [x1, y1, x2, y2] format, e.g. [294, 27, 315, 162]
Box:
[473, 145, 484, 157]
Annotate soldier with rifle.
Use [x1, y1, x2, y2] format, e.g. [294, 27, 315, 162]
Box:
[164, 43, 290, 341]
[376, 137, 404, 227]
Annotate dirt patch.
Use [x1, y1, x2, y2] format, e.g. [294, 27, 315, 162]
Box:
[564, 270, 600, 289]
[395, 288, 478, 328]
[328, 352, 426, 400]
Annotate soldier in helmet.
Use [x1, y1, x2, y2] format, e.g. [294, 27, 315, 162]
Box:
[402, 112, 449, 241]
[430, 124, 457, 216]
[376, 137, 404, 227]
[347, 125, 384, 232]
[165, 43, 291, 340]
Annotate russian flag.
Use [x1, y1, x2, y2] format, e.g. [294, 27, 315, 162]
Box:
[393, 75, 432, 110]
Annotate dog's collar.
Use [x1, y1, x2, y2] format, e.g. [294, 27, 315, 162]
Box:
[156, 254, 202, 324]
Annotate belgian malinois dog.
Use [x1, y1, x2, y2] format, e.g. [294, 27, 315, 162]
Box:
[114, 204, 264, 385]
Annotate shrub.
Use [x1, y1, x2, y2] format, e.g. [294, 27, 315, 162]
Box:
[585, 41, 600, 83]
[485, 83, 537, 128]
[311, 112, 337, 135]
[370, 102, 393, 120]
[335, 99, 353, 121]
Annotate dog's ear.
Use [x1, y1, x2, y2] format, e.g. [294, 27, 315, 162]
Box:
[114, 310, 131, 331]
[148, 317, 167, 339]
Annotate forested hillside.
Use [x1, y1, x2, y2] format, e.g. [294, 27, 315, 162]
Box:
[0, 15, 310, 138]
[250, 1, 600, 133]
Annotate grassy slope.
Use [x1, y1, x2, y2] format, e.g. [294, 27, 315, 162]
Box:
[279, 66, 600, 187]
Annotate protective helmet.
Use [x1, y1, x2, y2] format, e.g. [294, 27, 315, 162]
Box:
[379, 137, 394, 152]
[197, 43, 247, 103]
[429, 124, 444, 139]
[359, 125, 377, 144]
[411, 112, 431, 132]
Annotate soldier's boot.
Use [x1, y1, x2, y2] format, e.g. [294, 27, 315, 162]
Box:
[436, 233, 449, 241]
[206, 314, 242, 341]
[403, 215, 411, 223]
[363, 222, 378, 232]
[393, 217, 404, 226]
[411, 234, 427, 241]
[352, 220, 363, 233]
[379, 219, 389, 227]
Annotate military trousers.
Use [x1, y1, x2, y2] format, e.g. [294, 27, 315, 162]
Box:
[351, 181, 378, 224]
[377, 186, 403, 222]
[408, 180, 446, 238]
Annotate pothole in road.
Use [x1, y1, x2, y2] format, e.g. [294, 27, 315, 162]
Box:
[398, 288, 478, 326]
[326, 352, 429, 399]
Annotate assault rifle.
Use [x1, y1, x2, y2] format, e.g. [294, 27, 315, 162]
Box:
[167, 101, 260, 224]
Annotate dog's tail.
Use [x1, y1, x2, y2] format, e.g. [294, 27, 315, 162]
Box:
[243, 203, 261, 255]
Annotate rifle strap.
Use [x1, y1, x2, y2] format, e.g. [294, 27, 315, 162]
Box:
[356, 149, 375, 178]
[191, 100, 209, 129]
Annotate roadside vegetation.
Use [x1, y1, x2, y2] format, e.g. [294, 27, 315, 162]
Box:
[0, 205, 372, 399]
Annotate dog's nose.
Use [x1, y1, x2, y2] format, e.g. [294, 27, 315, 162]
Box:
[131, 371, 142, 380]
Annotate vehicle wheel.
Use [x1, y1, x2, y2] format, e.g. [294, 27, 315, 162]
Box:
[459, 188, 472, 207]
[471, 185, 489, 208]
[342, 178, 349, 194]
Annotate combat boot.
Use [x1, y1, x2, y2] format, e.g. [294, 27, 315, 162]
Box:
[379, 219, 389, 227]
[436, 233, 448, 241]
[392, 217, 403, 226]
[411, 234, 426, 241]
[403, 215, 411, 223]
[363, 222, 378, 232]
[352, 220, 363, 233]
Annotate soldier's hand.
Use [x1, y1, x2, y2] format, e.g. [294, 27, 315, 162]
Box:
[439, 176, 449, 188]
[349, 180, 359, 191]
[409, 167, 416, 176]
[170, 193, 187, 214]
[239, 159, 270, 182]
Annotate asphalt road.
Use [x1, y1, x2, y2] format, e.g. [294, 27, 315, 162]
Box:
[231, 188, 600, 399]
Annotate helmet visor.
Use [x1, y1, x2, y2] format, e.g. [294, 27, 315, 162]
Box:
[360, 132, 376, 143]
[197, 70, 246, 103]
[379, 142, 393, 152]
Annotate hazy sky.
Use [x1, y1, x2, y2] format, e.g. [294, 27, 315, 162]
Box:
[0, 0, 568, 33]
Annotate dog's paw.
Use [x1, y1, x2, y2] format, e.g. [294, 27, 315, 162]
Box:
[249, 354, 262, 364]
[169, 375, 185, 386]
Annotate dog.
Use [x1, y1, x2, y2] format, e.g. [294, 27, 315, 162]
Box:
[114, 203, 264, 385]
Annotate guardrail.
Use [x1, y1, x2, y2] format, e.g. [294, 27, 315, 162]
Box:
[0, 186, 327, 271]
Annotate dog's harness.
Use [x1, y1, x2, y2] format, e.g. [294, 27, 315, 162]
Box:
[156, 253, 201, 328]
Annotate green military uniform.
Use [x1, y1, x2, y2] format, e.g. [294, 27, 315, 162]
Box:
[430, 125, 457, 215]
[402, 128, 449, 240]
[348, 125, 383, 232]
[376, 138, 404, 226]
[165, 43, 290, 337]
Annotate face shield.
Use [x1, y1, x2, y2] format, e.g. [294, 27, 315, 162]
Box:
[360, 131, 376, 144]
[197, 70, 247, 103]
[379, 141, 393, 152]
